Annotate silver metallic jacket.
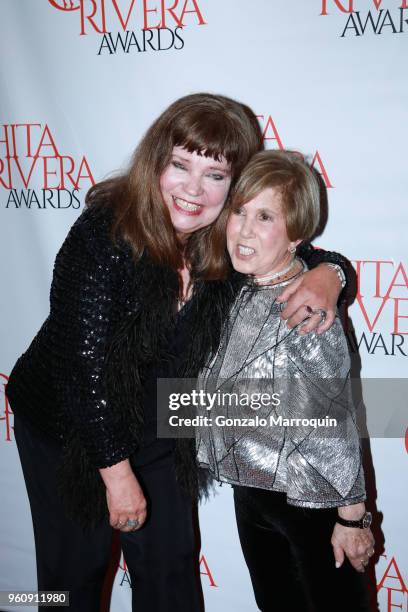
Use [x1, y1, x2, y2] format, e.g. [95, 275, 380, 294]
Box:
[197, 263, 366, 508]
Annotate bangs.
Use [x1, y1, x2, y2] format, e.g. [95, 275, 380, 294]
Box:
[172, 110, 243, 167]
[230, 150, 321, 242]
[233, 171, 290, 209]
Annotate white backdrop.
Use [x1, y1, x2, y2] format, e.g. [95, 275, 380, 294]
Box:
[1, 1, 407, 610]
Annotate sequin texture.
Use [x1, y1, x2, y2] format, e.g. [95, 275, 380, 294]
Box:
[7, 207, 138, 468]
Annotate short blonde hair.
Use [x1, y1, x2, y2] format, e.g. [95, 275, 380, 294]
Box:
[230, 150, 321, 242]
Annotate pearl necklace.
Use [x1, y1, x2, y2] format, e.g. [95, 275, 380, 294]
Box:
[254, 258, 297, 285]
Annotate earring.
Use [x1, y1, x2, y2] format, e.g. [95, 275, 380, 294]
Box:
[289, 245, 296, 254]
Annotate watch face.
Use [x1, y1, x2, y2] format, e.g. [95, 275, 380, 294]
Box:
[362, 512, 372, 529]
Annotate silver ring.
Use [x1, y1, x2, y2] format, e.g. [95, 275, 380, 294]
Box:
[312, 308, 327, 323]
[126, 518, 139, 528]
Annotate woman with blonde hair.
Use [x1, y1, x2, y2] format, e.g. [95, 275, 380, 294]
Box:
[8, 96, 348, 611]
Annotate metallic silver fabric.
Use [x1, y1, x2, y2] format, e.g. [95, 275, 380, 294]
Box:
[197, 264, 365, 509]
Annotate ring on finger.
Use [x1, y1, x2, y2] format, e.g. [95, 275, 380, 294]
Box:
[304, 306, 327, 324]
[312, 308, 327, 323]
[126, 518, 139, 529]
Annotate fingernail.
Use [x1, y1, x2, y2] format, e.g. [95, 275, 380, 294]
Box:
[335, 562, 341, 568]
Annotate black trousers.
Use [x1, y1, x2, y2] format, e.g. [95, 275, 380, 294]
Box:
[14, 414, 201, 612]
[234, 486, 369, 612]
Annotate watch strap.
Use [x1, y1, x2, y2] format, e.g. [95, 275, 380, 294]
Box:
[336, 511, 372, 529]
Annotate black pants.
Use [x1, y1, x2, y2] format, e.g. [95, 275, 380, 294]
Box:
[234, 487, 369, 612]
[14, 415, 201, 612]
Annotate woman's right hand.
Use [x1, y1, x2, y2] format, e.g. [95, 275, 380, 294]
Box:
[99, 459, 147, 532]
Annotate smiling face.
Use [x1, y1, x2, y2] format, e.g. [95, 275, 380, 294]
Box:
[227, 187, 300, 277]
[159, 146, 232, 236]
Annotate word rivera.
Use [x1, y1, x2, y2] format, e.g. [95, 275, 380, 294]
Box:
[0, 123, 94, 191]
[1, 123, 95, 209]
[48, 0, 206, 54]
[48, 0, 206, 33]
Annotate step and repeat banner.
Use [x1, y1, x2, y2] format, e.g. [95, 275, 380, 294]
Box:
[0, 1, 407, 610]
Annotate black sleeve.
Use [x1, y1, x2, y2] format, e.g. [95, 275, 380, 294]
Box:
[50, 207, 135, 468]
[297, 242, 356, 304]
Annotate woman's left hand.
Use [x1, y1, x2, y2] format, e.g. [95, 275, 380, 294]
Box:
[331, 524, 375, 573]
[331, 504, 375, 573]
[277, 264, 342, 334]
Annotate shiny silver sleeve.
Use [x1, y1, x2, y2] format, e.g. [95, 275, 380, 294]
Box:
[281, 316, 366, 508]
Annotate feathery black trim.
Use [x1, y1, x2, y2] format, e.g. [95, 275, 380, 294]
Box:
[58, 256, 244, 526]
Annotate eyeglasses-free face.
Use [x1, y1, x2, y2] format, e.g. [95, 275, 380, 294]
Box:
[160, 146, 232, 237]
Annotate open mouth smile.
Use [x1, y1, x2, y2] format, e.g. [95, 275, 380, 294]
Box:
[172, 196, 203, 216]
[237, 244, 256, 257]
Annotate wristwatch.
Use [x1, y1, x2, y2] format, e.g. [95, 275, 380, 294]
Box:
[326, 263, 346, 289]
[336, 511, 372, 529]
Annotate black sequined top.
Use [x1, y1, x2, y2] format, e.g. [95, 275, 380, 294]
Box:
[7, 206, 139, 469]
[6, 205, 350, 471]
